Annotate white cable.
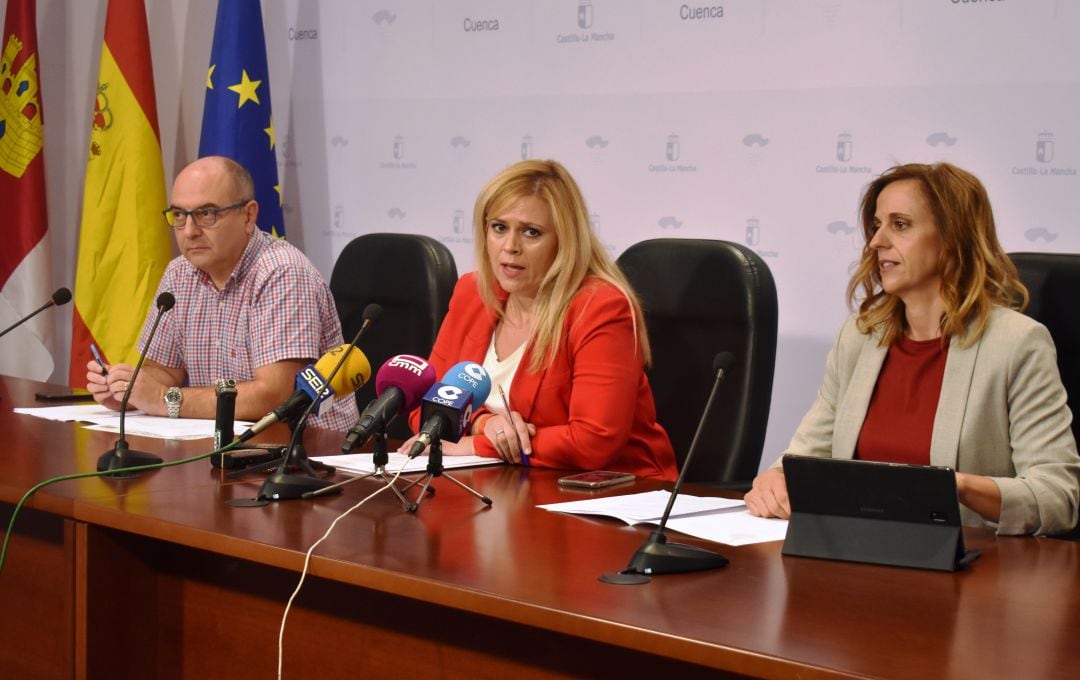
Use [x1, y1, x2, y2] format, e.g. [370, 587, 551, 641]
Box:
[277, 467, 407, 679]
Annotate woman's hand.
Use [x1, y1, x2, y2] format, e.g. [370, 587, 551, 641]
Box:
[955, 472, 1002, 522]
[483, 411, 536, 464]
[744, 467, 791, 519]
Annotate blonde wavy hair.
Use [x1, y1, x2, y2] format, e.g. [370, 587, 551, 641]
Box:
[472, 159, 651, 371]
[848, 162, 1028, 347]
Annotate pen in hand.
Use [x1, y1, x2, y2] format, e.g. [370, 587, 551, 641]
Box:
[498, 383, 530, 467]
[89, 342, 109, 379]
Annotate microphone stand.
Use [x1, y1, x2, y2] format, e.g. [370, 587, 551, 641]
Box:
[302, 428, 423, 510]
[600, 352, 735, 585]
[254, 305, 381, 502]
[97, 294, 175, 477]
[408, 431, 492, 512]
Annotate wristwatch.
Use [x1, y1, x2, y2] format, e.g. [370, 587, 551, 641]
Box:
[164, 386, 183, 418]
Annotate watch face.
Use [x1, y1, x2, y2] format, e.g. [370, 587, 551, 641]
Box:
[166, 389, 181, 402]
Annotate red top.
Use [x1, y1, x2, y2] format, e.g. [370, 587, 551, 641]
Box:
[855, 335, 949, 466]
[410, 273, 677, 480]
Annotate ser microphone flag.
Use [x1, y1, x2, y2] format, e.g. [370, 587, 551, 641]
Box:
[238, 345, 371, 442]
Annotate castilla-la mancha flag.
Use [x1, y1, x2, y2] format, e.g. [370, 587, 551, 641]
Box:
[0, 0, 57, 381]
[70, 0, 173, 385]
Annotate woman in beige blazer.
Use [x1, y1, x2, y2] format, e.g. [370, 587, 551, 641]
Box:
[746, 163, 1079, 535]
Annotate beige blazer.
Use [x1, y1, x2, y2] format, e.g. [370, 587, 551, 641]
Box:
[782, 306, 1080, 535]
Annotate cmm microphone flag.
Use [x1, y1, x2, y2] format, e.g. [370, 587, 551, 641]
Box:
[70, 0, 172, 384]
[199, 0, 284, 238]
[0, 0, 57, 381]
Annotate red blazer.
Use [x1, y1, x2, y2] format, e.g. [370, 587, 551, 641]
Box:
[410, 273, 677, 480]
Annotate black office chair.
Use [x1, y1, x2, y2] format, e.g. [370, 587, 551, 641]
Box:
[1009, 251, 1080, 539]
[617, 239, 778, 487]
[330, 233, 458, 438]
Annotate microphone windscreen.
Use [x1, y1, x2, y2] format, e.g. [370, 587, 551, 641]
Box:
[362, 302, 383, 324]
[51, 287, 73, 306]
[442, 361, 492, 405]
[157, 292, 176, 311]
[314, 345, 372, 395]
[713, 351, 736, 373]
[375, 355, 436, 413]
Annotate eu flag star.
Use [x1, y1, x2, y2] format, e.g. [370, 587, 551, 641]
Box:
[228, 69, 262, 108]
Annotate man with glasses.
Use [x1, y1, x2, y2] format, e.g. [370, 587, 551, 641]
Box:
[85, 156, 358, 432]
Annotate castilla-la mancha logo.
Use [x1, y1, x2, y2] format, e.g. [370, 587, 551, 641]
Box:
[0, 34, 43, 177]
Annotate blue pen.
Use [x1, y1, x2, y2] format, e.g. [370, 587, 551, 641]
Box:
[498, 384, 529, 467]
[89, 342, 108, 379]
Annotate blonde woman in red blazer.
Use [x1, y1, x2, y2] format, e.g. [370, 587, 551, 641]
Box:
[406, 160, 676, 480]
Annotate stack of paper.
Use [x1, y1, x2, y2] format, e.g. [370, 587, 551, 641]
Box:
[538, 490, 788, 546]
[14, 404, 252, 440]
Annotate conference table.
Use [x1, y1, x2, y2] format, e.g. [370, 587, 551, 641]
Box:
[1, 375, 1078, 679]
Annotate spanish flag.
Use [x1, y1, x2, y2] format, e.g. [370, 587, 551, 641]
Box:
[69, 0, 173, 384]
[0, 0, 56, 381]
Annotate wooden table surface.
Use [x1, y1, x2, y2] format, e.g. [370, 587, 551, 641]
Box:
[2, 375, 1079, 679]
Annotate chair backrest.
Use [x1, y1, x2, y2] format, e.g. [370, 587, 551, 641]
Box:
[330, 233, 458, 437]
[1009, 252, 1080, 447]
[617, 239, 778, 485]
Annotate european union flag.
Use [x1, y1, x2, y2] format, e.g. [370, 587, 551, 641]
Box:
[199, 0, 284, 238]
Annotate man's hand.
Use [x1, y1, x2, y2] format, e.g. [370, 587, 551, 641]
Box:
[105, 363, 169, 416]
[86, 359, 123, 411]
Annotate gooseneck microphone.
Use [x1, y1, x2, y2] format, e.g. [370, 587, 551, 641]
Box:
[0, 287, 72, 340]
[97, 292, 176, 476]
[250, 304, 381, 502]
[600, 352, 736, 585]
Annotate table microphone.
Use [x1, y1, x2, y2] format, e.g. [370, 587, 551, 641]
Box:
[0, 287, 72, 339]
[249, 303, 382, 502]
[600, 352, 735, 585]
[96, 292, 176, 476]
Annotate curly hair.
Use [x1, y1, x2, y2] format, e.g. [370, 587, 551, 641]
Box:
[847, 162, 1027, 347]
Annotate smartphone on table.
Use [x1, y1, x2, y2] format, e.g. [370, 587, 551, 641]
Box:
[557, 470, 636, 489]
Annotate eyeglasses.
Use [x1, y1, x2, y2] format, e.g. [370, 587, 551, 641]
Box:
[163, 201, 249, 229]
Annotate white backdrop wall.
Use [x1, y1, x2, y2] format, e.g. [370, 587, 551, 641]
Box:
[16, 0, 1080, 471]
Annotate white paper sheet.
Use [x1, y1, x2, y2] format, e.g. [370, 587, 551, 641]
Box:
[310, 452, 503, 475]
[538, 490, 787, 546]
[16, 404, 252, 440]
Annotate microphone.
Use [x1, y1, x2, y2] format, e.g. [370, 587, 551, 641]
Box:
[213, 379, 238, 449]
[600, 352, 736, 585]
[407, 361, 492, 458]
[0, 287, 72, 340]
[96, 292, 176, 475]
[237, 344, 372, 443]
[341, 355, 436, 453]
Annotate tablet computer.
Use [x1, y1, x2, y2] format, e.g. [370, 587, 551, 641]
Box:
[781, 455, 980, 571]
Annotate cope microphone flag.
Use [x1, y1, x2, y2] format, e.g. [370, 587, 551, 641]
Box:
[408, 361, 492, 458]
